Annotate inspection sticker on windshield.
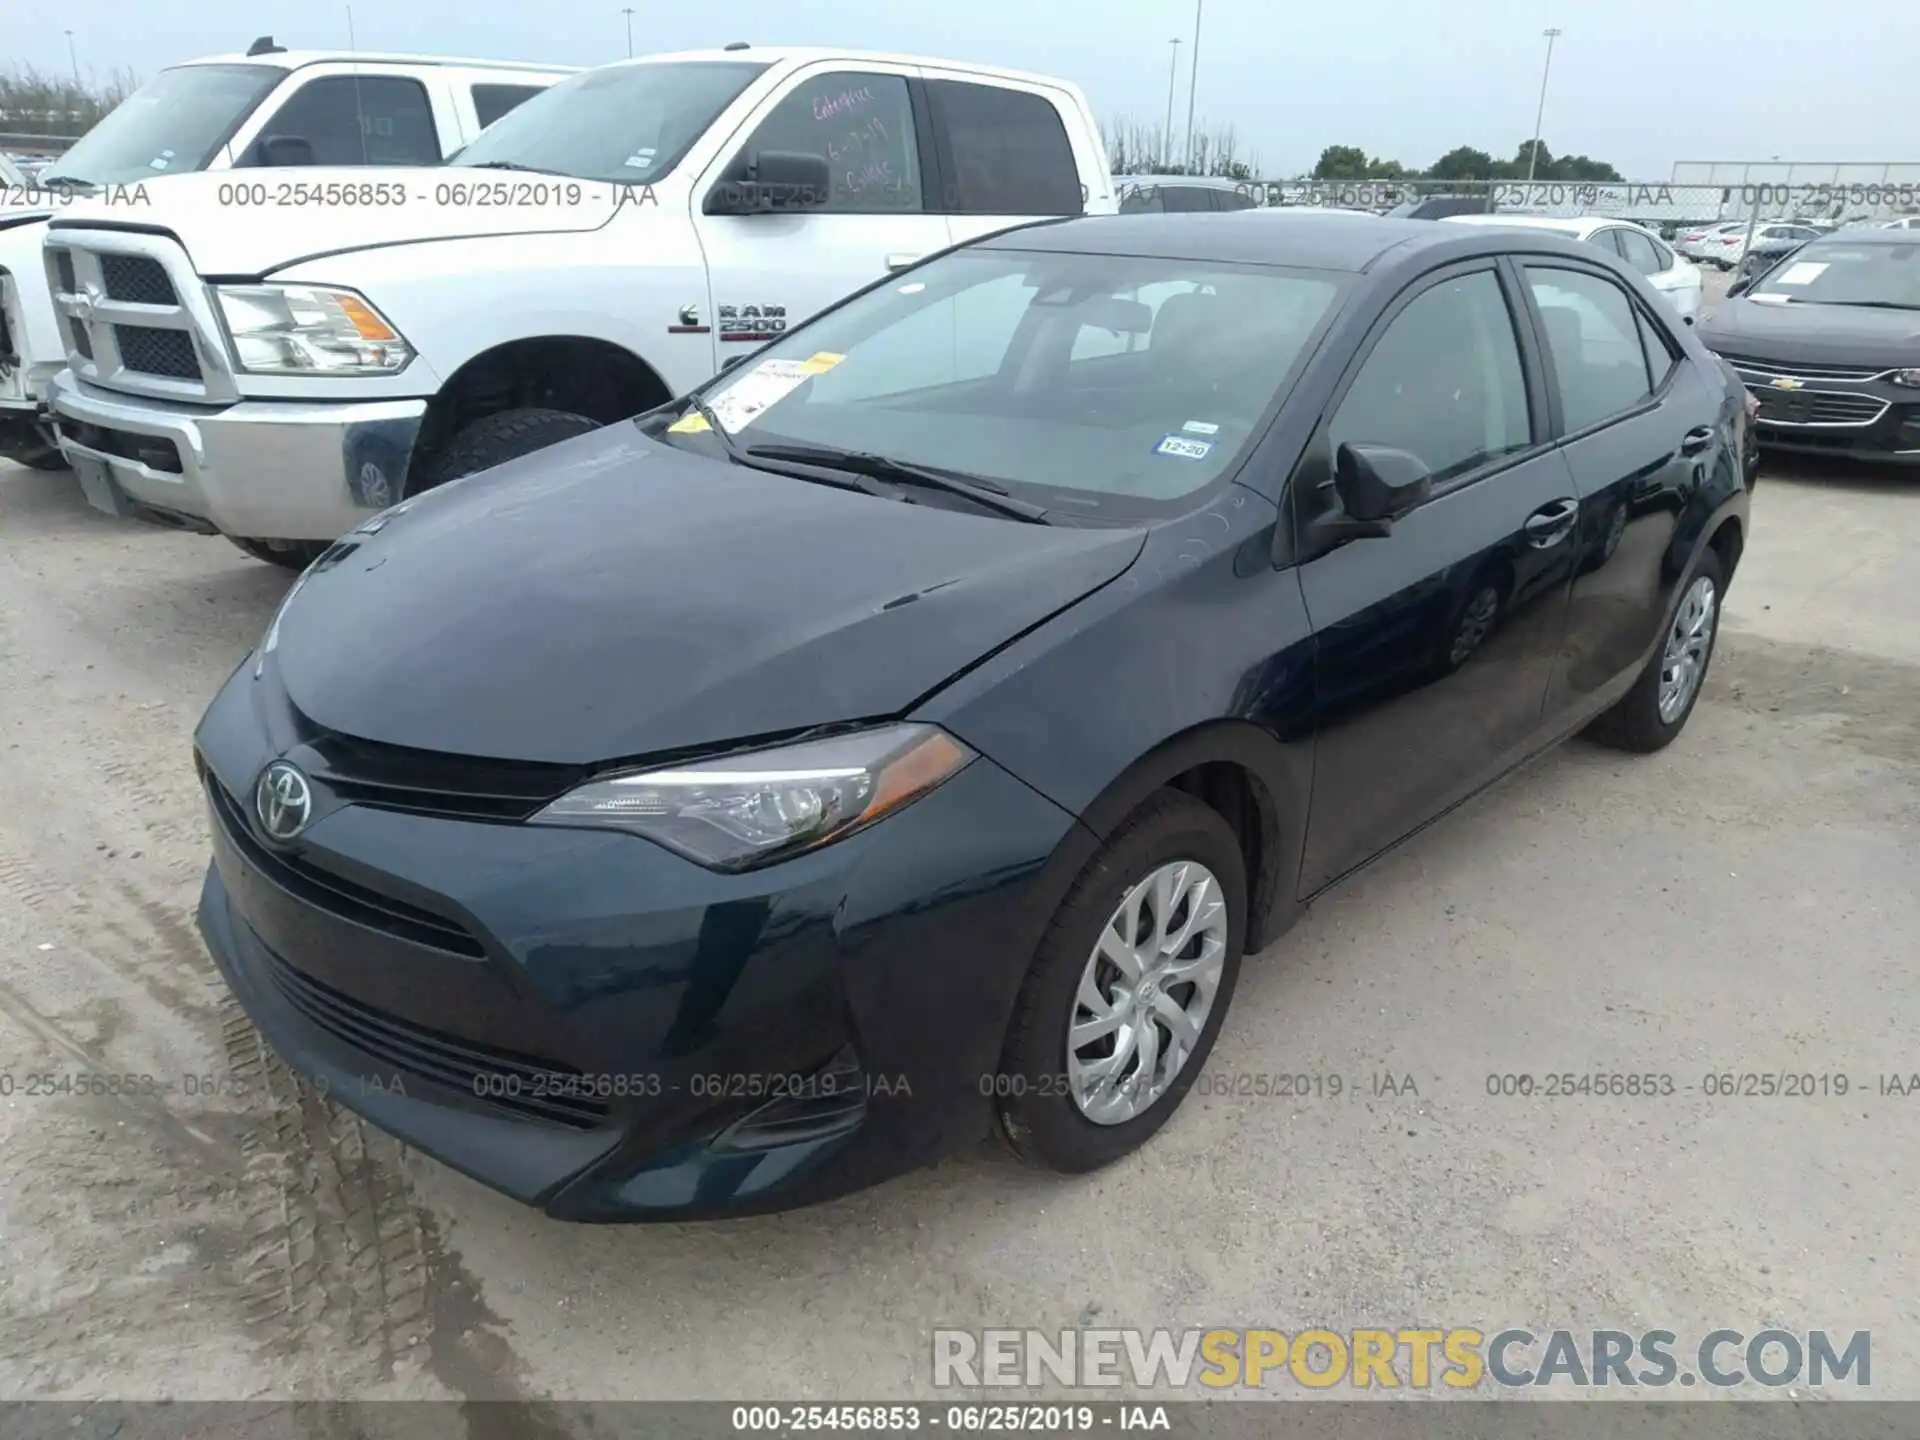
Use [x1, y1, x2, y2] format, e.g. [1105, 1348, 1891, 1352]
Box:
[800, 352, 845, 374]
[666, 411, 711, 434]
[707, 359, 815, 432]
[1182, 420, 1220, 435]
[1775, 261, 1829, 285]
[1156, 435, 1213, 460]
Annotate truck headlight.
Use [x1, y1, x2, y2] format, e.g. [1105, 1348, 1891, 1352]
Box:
[215, 284, 414, 375]
[528, 724, 975, 870]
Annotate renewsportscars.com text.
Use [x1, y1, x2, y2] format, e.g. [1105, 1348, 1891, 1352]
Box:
[932, 1327, 1870, 1390]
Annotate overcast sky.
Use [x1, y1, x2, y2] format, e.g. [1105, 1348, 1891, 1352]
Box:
[13, 0, 1915, 179]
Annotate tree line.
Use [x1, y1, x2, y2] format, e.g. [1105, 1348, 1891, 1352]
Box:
[0, 65, 136, 138]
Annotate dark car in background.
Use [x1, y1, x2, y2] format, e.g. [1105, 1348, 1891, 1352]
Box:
[1735, 232, 1814, 286]
[1384, 193, 1496, 220]
[1702, 226, 1920, 464]
[196, 212, 1753, 1221]
[1116, 175, 1259, 213]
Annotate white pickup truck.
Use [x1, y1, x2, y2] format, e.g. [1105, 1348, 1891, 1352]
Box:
[0, 41, 572, 471]
[43, 46, 1116, 564]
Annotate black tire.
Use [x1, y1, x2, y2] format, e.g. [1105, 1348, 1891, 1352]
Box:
[996, 789, 1247, 1173]
[418, 407, 600, 493]
[228, 536, 328, 571]
[1586, 546, 1726, 753]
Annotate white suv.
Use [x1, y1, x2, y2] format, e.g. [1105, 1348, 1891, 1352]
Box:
[0, 43, 572, 471]
[45, 47, 1115, 564]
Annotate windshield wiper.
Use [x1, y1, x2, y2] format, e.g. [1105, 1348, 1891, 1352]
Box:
[464, 160, 553, 174]
[744, 443, 1050, 523]
[1807, 299, 1920, 312]
[660, 400, 888, 497]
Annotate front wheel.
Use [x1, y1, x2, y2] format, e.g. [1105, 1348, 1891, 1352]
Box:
[228, 537, 328, 571]
[996, 789, 1247, 1173]
[1586, 547, 1725, 753]
[418, 407, 600, 494]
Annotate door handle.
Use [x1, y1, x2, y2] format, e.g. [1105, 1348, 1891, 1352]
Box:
[1679, 425, 1715, 456]
[1523, 497, 1579, 548]
[885, 253, 923, 272]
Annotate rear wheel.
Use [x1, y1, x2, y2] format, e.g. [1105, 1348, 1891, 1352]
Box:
[418, 407, 600, 493]
[227, 537, 328, 571]
[1587, 547, 1725, 753]
[996, 789, 1247, 1173]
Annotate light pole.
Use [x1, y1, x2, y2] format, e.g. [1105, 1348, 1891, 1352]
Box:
[1524, 27, 1562, 186]
[1163, 38, 1181, 170]
[64, 29, 80, 87]
[1181, 0, 1204, 173]
[622, 7, 636, 58]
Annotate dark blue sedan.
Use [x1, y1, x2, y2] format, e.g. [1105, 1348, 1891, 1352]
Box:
[196, 210, 1755, 1219]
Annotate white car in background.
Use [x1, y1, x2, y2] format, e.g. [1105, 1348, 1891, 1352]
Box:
[1879, 214, 1920, 230]
[1440, 213, 1703, 323]
[1678, 221, 1745, 260]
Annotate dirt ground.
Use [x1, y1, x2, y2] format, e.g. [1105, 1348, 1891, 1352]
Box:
[2, 314, 1918, 1403]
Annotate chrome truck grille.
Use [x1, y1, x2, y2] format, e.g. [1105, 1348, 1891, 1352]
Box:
[43, 230, 239, 404]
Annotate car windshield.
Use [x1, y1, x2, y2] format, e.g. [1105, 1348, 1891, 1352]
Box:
[448, 60, 767, 183]
[674, 247, 1348, 520]
[40, 64, 284, 186]
[1750, 239, 1920, 308]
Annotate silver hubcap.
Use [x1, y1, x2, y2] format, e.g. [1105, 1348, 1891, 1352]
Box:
[1068, 860, 1228, 1125]
[1657, 574, 1717, 722]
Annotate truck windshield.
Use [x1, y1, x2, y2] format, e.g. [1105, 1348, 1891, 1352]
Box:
[39, 64, 285, 187]
[448, 60, 767, 185]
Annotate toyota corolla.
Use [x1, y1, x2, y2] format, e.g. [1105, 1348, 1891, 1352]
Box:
[196, 211, 1754, 1220]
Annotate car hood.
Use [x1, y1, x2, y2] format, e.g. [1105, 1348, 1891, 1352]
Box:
[272, 424, 1147, 765]
[1701, 297, 1920, 368]
[49, 168, 622, 276]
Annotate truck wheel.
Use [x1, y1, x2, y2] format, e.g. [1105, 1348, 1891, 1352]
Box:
[228, 537, 327, 571]
[419, 407, 601, 493]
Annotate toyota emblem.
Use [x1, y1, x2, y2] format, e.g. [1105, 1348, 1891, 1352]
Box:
[255, 760, 313, 841]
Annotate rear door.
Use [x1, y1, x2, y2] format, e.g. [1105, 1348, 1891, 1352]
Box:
[692, 63, 949, 374]
[1292, 260, 1581, 893]
[1519, 260, 1723, 716]
[919, 73, 1089, 250]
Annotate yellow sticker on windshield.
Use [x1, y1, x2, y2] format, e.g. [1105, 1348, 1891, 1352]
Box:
[667, 412, 711, 434]
[800, 352, 845, 374]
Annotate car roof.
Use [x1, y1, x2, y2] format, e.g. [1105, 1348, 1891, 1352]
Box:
[604, 46, 1083, 90]
[1803, 225, 1920, 246]
[1441, 213, 1603, 237]
[974, 208, 1580, 273]
[178, 51, 577, 74]
[1114, 174, 1249, 191]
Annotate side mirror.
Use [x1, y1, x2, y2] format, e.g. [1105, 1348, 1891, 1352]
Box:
[704, 150, 832, 215]
[1335, 441, 1432, 522]
[1726, 276, 1752, 298]
[256, 134, 316, 167]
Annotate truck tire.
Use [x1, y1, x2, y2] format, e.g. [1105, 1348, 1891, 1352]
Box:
[228, 537, 328, 571]
[419, 407, 601, 493]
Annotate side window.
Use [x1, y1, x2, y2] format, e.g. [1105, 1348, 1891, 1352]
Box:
[928, 79, 1083, 216]
[251, 76, 440, 165]
[738, 72, 921, 212]
[1637, 308, 1678, 389]
[1616, 229, 1667, 275]
[1645, 234, 1676, 271]
[1326, 270, 1530, 486]
[472, 83, 546, 129]
[1217, 187, 1257, 210]
[1592, 229, 1629, 259]
[1118, 184, 1163, 214]
[1525, 265, 1654, 432]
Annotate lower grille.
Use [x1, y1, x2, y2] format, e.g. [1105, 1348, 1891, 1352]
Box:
[115, 325, 200, 379]
[1753, 388, 1888, 427]
[207, 773, 486, 958]
[257, 945, 611, 1130]
[713, 1047, 870, 1152]
[58, 418, 182, 473]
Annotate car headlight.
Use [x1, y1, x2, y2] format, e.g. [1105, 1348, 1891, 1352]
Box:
[528, 724, 975, 870]
[215, 284, 414, 374]
[1891, 369, 1920, 388]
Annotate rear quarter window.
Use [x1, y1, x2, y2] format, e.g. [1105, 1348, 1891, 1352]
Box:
[927, 80, 1084, 217]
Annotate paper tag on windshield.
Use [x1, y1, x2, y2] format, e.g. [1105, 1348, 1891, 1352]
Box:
[1182, 420, 1220, 435]
[1775, 261, 1828, 286]
[707, 359, 814, 433]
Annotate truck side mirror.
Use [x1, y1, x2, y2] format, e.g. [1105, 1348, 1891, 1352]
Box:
[256, 134, 317, 167]
[704, 150, 833, 215]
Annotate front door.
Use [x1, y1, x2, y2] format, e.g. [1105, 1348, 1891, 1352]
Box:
[692, 65, 950, 375]
[1293, 262, 1581, 893]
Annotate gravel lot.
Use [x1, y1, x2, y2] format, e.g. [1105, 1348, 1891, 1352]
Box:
[2, 267, 1917, 1403]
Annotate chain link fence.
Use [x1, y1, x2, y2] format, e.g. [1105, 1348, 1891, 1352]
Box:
[1212, 176, 1920, 233]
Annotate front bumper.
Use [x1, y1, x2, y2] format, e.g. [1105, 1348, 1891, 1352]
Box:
[1745, 380, 1920, 465]
[47, 368, 426, 539]
[194, 662, 1083, 1220]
